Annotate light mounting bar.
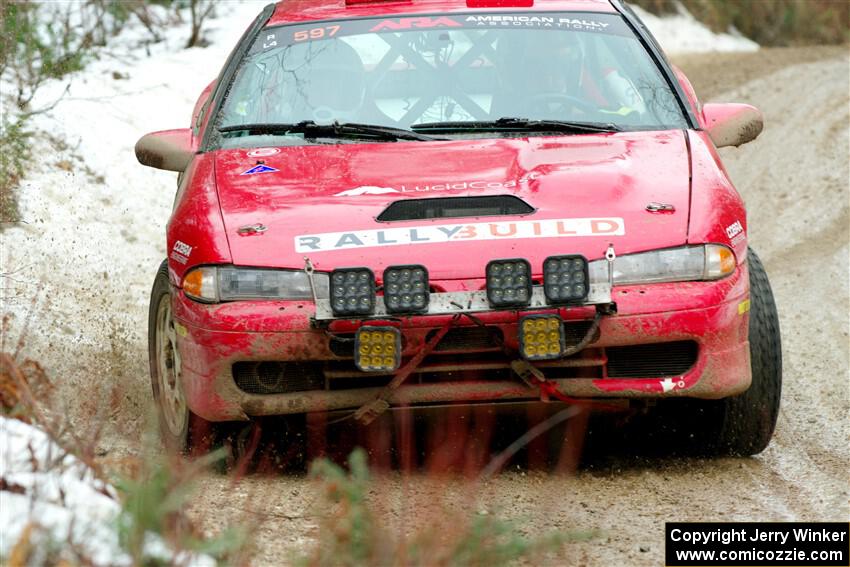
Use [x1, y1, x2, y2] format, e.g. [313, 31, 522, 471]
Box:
[314, 282, 612, 321]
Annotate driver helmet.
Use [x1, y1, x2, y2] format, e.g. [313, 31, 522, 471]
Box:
[496, 31, 584, 98]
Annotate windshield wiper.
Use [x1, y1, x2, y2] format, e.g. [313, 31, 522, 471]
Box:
[219, 120, 440, 141]
[411, 117, 621, 134]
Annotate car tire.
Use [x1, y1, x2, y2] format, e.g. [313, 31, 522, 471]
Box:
[148, 260, 215, 454]
[713, 247, 782, 456]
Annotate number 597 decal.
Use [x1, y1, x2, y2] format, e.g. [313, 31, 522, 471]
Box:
[293, 25, 341, 42]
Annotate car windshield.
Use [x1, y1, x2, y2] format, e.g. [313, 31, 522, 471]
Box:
[218, 11, 687, 142]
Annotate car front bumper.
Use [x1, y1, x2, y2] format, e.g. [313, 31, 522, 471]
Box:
[171, 264, 751, 421]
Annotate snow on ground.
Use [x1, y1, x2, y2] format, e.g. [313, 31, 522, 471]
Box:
[0, 417, 120, 563]
[631, 4, 759, 54]
[0, 416, 213, 565]
[2, 1, 267, 439]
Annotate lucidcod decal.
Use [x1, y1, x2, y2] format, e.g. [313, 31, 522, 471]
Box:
[295, 217, 624, 252]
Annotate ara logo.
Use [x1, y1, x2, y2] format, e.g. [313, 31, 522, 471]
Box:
[334, 186, 399, 197]
[370, 16, 462, 32]
[240, 164, 279, 176]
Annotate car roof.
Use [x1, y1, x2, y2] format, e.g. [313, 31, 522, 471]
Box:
[267, 0, 618, 27]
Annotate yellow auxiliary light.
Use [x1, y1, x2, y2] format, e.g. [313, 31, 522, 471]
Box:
[518, 315, 565, 361]
[354, 326, 402, 372]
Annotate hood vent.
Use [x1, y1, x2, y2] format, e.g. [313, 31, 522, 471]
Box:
[377, 195, 535, 222]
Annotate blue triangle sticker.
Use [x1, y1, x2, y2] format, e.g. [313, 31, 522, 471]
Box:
[241, 164, 279, 176]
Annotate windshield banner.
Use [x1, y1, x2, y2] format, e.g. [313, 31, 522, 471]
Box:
[251, 12, 631, 54]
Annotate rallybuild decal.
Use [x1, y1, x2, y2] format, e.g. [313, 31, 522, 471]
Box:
[295, 217, 624, 252]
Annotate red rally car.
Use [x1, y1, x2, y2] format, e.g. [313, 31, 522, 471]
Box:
[136, 0, 782, 456]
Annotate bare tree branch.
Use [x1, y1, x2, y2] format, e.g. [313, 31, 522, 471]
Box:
[186, 0, 216, 48]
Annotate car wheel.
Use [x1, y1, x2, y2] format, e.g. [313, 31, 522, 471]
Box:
[713, 247, 782, 455]
[148, 260, 214, 454]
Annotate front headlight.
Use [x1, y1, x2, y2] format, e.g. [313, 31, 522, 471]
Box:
[183, 266, 329, 302]
[589, 245, 736, 285]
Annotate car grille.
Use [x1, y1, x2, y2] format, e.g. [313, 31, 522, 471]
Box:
[377, 195, 534, 222]
[232, 361, 324, 395]
[562, 320, 597, 347]
[425, 327, 502, 352]
[328, 334, 357, 357]
[233, 338, 698, 395]
[606, 341, 698, 378]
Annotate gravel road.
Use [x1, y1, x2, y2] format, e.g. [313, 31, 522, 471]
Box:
[4, 46, 848, 565]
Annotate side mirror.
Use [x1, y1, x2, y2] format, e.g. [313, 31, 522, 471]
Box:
[135, 128, 194, 172]
[702, 103, 763, 148]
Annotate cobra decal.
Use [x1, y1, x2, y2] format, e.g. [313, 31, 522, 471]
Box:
[295, 217, 624, 252]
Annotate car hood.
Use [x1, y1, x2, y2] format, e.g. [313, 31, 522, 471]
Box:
[214, 131, 690, 280]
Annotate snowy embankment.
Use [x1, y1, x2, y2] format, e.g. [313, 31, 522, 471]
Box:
[632, 4, 759, 54]
[0, 417, 118, 563]
[0, 416, 213, 564]
[2, 1, 267, 441]
[1, 3, 264, 560]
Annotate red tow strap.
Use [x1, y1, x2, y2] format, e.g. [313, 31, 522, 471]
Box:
[510, 359, 622, 413]
[354, 314, 459, 425]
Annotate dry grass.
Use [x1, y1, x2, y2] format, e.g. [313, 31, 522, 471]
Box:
[630, 0, 850, 46]
[0, 119, 30, 228]
[297, 447, 595, 567]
